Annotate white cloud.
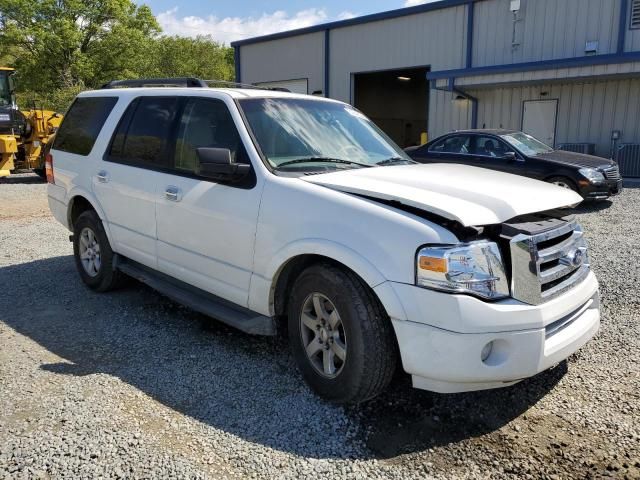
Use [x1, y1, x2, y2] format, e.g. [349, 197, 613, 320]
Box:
[157, 7, 333, 44]
[403, 0, 440, 6]
[337, 11, 357, 20]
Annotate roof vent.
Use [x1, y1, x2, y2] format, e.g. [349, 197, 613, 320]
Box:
[632, 0, 640, 29]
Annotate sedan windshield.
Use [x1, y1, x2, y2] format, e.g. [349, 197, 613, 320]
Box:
[500, 131, 553, 156]
[238, 97, 413, 170]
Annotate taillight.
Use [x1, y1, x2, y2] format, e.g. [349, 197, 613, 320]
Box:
[45, 152, 54, 184]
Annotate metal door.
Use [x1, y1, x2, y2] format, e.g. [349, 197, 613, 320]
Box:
[522, 100, 558, 148]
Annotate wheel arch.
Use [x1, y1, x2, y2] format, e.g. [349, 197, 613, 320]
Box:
[263, 240, 406, 327]
[66, 188, 114, 246]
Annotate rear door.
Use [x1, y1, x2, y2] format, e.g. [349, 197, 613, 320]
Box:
[412, 134, 473, 164]
[154, 96, 263, 307]
[92, 96, 179, 268]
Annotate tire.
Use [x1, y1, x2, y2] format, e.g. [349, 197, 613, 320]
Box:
[72, 210, 124, 292]
[547, 176, 578, 192]
[287, 263, 397, 404]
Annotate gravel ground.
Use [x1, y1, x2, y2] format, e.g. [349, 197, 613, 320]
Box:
[0, 174, 638, 479]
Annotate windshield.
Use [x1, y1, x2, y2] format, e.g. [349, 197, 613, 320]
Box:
[238, 97, 413, 170]
[0, 74, 11, 107]
[500, 131, 553, 156]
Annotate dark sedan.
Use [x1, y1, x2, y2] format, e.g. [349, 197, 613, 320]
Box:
[405, 129, 622, 200]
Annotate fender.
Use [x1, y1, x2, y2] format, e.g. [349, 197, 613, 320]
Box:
[248, 238, 399, 316]
[66, 186, 115, 247]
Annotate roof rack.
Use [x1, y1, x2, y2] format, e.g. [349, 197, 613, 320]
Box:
[101, 77, 208, 89]
[100, 77, 290, 92]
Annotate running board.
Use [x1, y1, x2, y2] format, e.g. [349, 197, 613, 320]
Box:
[116, 258, 276, 336]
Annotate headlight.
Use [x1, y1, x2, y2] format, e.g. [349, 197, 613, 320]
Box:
[416, 241, 509, 300]
[579, 168, 605, 183]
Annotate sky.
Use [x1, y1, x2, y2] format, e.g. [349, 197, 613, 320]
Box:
[143, 0, 439, 44]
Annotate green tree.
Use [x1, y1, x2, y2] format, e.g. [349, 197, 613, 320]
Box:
[147, 35, 234, 82]
[0, 0, 160, 94]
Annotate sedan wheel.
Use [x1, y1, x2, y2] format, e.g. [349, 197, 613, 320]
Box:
[552, 180, 573, 190]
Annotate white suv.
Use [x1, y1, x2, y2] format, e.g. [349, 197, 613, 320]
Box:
[47, 79, 600, 403]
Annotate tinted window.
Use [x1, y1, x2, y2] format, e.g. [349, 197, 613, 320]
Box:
[110, 97, 178, 167]
[174, 98, 246, 173]
[54, 97, 117, 155]
[428, 135, 471, 154]
[471, 136, 510, 157]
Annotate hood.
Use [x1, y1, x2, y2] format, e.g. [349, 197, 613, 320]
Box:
[535, 150, 614, 168]
[301, 163, 583, 227]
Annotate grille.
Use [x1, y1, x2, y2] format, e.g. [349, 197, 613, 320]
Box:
[602, 165, 620, 181]
[508, 219, 590, 305]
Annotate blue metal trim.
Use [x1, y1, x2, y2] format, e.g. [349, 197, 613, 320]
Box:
[466, 1, 474, 68]
[324, 30, 330, 97]
[618, 0, 629, 53]
[427, 50, 640, 80]
[433, 77, 478, 129]
[231, 0, 480, 47]
[234, 46, 241, 83]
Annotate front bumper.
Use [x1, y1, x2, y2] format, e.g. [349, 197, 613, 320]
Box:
[580, 178, 623, 199]
[382, 271, 600, 393]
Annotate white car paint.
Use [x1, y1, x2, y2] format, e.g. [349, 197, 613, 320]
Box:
[48, 87, 600, 395]
[302, 162, 583, 226]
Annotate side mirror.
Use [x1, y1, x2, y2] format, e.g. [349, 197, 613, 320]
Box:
[196, 147, 251, 181]
[503, 151, 521, 162]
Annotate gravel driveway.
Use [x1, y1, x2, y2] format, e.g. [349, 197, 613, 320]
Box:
[1, 175, 638, 479]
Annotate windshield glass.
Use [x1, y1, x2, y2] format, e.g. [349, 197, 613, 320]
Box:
[238, 97, 413, 170]
[0, 74, 11, 107]
[500, 131, 553, 156]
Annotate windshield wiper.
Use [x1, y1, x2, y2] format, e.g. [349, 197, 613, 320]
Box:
[376, 157, 417, 166]
[275, 157, 373, 169]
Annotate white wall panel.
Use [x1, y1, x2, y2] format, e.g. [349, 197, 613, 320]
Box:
[329, 6, 468, 103]
[240, 32, 325, 94]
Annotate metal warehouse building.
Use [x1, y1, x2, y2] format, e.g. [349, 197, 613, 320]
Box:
[232, 0, 640, 171]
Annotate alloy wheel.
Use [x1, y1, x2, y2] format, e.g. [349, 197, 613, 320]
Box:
[299, 293, 347, 378]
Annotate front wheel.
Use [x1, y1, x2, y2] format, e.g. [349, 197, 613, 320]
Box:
[287, 263, 397, 404]
[547, 176, 578, 192]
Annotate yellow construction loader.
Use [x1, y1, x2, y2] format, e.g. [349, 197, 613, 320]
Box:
[0, 67, 63, 177]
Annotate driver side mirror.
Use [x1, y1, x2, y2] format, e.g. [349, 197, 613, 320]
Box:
[196, 147, 251, 181]
[503, 151, 521, 162]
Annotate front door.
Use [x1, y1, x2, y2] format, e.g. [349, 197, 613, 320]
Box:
[154, 97, 263, 308]
[522, 100, 557, 148]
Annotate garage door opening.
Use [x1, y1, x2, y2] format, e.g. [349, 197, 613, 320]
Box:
[353, 67, 429, 148]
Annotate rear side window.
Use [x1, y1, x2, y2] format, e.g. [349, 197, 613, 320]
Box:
[53, 97, 117, 155]
[108, 97, 178, 167]
[428, 135, 471, 154]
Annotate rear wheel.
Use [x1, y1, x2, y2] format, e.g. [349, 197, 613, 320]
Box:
[72, 210, 124, 292]
[287, 263, 397, 404]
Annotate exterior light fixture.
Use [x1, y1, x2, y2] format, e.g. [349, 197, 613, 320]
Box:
[397, 76, 411, 81]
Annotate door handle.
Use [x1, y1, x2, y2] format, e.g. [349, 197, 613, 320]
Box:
[96, 171, 109, 183]
[164, 186, 181, 202]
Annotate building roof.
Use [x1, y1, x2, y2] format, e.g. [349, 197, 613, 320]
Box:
[231, 0, 472, 47]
